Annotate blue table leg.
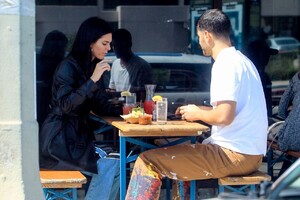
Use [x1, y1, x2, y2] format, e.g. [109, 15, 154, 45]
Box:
[120, 136, 127, 200]
[190, 180, 196, 200]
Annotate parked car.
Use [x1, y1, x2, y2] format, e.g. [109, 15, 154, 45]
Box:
[105, 52, 213, 113]
[271, 80, 289, 107]
[264, 158, 300, 199]
[266, 37, 300, 54]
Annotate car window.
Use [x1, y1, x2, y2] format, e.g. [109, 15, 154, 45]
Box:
[278, 176, 300, 198]
[276, 39, 298, 45]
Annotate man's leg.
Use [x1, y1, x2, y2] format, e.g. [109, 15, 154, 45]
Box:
[138, 143, 262, 180]
[126, 143, 262, 200]
[126, 156, 162, 200]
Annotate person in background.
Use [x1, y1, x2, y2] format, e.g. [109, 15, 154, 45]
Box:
[125, 9, 268, 199]
[36, 30, 68, 128]
[246, 39, 278, 118]
[39, 17, 121, 200]
[276, 71, 300, 175]
[109, 28, 153, 101]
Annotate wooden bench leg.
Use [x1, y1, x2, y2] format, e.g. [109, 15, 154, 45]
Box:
[218, 184, 256, 195]
[43, 188, 77, 200]
[72, 188, 78, 200]
[219, 185, 225, 193]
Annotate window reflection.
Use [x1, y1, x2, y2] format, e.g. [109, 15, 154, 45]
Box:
[35, 0, 300, 114]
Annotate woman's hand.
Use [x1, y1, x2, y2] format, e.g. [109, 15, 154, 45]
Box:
[90, 59, 112, 82]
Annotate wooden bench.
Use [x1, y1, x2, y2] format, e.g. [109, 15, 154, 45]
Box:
[218, 170, 271, 194]
[40, 170, 87, 200]
[267, 141, 300, 180]
[179, 170, 271, 199]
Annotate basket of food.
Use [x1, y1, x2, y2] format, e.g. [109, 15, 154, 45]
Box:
[120, 107, 143, 124]
[120, 107, 152, 125]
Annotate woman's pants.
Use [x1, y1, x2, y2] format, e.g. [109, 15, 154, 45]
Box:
[84, 154, 120, 200]
[126, 143, 262, 200]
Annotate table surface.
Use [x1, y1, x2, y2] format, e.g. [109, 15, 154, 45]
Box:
[111, 120, 210, 137]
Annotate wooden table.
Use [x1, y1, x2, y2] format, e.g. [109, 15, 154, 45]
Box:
[107, 119, 210, 200]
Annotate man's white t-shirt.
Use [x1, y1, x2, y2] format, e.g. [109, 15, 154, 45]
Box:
[109, 59, 131, 92]
[203, 47, 268, 155]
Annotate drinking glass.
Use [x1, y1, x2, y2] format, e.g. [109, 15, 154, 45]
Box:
[144, 84, 156, 114]
[156, 98, 168, 124]
[123, 93, 136, 115]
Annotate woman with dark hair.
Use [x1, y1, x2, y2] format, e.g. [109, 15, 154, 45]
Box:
[39, 17, 121, 200]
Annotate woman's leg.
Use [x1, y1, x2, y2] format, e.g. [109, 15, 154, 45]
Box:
[85, 157, 120, 200]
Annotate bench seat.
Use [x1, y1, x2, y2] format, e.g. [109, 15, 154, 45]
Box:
[40, 170, 87, 200]
[218, 170, 271, 194]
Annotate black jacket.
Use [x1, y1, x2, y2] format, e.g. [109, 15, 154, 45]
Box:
[39, 56, 121, 173]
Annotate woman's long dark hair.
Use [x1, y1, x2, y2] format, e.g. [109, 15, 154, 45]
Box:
[70, 17, 112, 76]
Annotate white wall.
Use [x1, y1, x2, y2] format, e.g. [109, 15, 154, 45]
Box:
[0, 1, 43, 199]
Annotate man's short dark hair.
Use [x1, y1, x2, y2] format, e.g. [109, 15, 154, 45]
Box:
[197, 9, 231, 40]
[112, 28, 132, 48]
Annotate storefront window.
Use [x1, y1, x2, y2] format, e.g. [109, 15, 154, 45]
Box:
[36, 0, 97, 5]
[35, 0, 299, 115]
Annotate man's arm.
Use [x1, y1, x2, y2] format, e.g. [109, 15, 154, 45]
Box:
[178, 101, 236, 126]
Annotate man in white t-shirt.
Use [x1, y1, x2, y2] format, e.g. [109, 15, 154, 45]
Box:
[125, 9, 268, 199]
[109, 59, 130, 92]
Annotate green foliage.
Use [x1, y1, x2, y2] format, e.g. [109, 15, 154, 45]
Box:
[266, 53, 299, 81]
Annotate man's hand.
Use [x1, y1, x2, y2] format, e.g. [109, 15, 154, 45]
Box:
[176, 101, 236, 126]
[178, 104, 201, 121]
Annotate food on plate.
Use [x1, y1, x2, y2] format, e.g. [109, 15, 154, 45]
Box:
[120, 107, 144, 124]
[139, 114, 152, 125]
[125, 117, 139, 124]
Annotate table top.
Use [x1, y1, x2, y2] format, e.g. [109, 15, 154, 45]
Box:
[111, 120, 210, 137]
[98, 116, 122, 124]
